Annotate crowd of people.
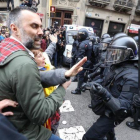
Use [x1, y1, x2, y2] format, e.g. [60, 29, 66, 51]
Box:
[0, 26, 10, 42]
[42, 26, 66, 68]
[7, 0, 40, 11]
[0, 6, 140, 140]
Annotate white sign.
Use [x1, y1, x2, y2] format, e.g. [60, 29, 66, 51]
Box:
[128, 24, 140, 34]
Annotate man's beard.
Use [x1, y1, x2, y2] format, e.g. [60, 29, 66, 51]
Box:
[20, 29, 41, 50]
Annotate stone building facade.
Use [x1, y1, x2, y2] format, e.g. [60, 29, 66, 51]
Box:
[0, 0, 140, 37]
[50, 0, 140, 37]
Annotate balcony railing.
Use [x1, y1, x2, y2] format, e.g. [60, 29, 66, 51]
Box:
[113, 0, 133, 12]
[135, 0, 140, 14]
[136, 5, 140, 13]
[88, 0, 110, 7]
[0, 0, 7, 2]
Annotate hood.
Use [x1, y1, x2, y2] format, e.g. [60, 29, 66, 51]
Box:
[0, 38, 26, 66]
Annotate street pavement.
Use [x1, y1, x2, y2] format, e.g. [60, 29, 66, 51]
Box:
[56, 81, 140, 140]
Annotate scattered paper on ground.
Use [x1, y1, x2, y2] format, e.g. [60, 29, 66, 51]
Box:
[59, 100, 74, 112]
[58, 126, 85, 140]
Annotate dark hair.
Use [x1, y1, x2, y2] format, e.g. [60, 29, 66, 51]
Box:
[31, 49, 43, 57]
[7, 6, 36, 31]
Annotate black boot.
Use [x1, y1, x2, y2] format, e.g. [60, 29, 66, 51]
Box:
[71, 88, 81, 95]
[126, 121, 140, 130]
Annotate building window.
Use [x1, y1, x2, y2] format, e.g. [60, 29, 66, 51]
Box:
[51, 10, 73, 26]
[56, 12, 61, 18]
[65, 13, 72, 19]
[85, 17, 103, 37]
[108, 22, 125, 37]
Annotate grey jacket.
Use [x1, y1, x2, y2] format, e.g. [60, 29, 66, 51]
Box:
[40, 69, 69, 88]
[42, 42, 70, 87]
[45, 42, 56, 60]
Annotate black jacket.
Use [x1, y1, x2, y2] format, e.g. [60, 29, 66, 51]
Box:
[91, 61, 138, 116]
[0, 114, 27, 140]
[103, 61, 138, 110]
[76, 39, 92, 61]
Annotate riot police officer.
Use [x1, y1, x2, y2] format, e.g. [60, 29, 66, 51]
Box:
[101, 33, 110, 41]
[89, 35, 100, 65]
[99, 37, 112, 63]
[111, 32, 127, 42]
[71, 28, 93, 94]
[71, 34, 79, 67]
[83, 36, 138, 140]
[126, 36, 140, 131]
[71, 34, 79, 82]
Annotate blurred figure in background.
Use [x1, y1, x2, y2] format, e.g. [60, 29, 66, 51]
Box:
[7, 0, 14, 11]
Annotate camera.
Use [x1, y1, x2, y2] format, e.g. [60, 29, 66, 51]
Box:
[54, 21, 58, 25]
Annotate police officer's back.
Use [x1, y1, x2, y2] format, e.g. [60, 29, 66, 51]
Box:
[71, 35, 79, 67]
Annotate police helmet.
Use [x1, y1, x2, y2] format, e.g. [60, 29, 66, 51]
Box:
[78, 28, 89, 41]
[96, 36, 100, 43]
[112, 32, 127, 42]
[133, 36, 138, 44]
[105, 36, 138, 64]
[100, 37, 112, 51]
[72, 34, 78, 40]
[89, 35, 96, 44]
[101, 33, 110, 40]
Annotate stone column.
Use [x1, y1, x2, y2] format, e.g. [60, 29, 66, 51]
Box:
[72, 14, 78, 25]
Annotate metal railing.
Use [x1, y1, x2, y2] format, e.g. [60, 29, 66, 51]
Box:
[88, 0, 110, 6]
[136, 6, 140, 13]
[89, 0, 110, 3]
[114, 0, 133, 7]
[136, 0, 140, 12]
[0, 0, 7, 2]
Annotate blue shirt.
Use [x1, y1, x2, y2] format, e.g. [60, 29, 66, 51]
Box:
[0, 35, 4, 41]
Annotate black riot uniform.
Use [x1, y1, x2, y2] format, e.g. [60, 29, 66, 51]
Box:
[83, 36, 138, 140]
[71, 28, 93, 94]
[71, 35, 79, 67]
[96, 33, 111, 63]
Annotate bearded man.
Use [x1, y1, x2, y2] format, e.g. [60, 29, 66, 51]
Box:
[0, 7, 86, 140]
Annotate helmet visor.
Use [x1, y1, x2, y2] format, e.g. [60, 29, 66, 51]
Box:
[102, 43, 108, 50]
[105, 47, 128, 64]
[99, 43, 108, 51]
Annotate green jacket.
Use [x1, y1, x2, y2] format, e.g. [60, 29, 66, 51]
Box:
[0, 40, 65, 140]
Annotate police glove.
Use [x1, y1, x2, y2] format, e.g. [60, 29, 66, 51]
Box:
[90, 82, 111, 101]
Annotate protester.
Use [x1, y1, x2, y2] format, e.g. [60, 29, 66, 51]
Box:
[7, 0, 14, 11]
[0, 31, 5, 42]
[5, 31, 10, 38]
[31, 49, 61, 133]
[41, 35, 47, 51]
[0, 6, 87, 140]
[31, 0, 40, 12]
